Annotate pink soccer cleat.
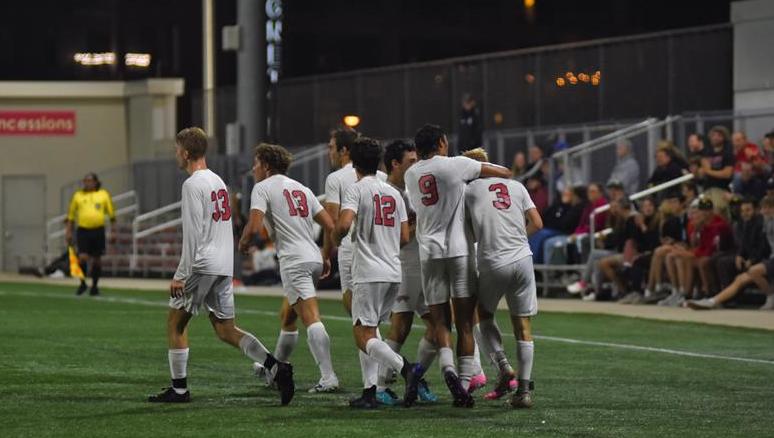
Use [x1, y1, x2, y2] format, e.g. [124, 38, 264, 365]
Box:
[483, 378, 518, 400]
[468, 373, 488, 394]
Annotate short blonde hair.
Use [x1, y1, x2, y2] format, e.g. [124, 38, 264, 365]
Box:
[463, 147, 489, 162]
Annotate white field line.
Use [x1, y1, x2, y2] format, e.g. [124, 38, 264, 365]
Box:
[2, 289, 774, 367]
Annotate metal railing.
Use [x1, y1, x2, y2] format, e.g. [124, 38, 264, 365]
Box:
[45, 190, 139, 261]
[130, 201, 182, 270]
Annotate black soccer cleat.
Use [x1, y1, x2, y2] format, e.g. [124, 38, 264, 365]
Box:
[76, 282, 88, 296]
[148, 387, 190, 403]
[273, 362, 295, 406]
[444, 371, 474, 408]
[349, 386, 378, 409]
[89, 287, 100, 296]
[403, 362, 425, 407]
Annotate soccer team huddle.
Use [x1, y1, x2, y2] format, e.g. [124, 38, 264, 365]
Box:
[148, 124, 541, 410]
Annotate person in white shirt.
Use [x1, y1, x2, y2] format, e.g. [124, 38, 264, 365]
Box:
[375, 140, 440, 406]
[464, 148, 542, 409]
[148, 127, 294, 406]
[333, 137, 420, 409]
[239, 143, 340, 394]
[404, 124, 512, 407]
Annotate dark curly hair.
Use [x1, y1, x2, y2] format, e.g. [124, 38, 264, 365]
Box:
[350, 137, 382, 175]
[254, 143, 293, 174]
[414, 124, 446, 159]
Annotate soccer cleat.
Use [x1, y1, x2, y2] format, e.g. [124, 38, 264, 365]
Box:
[484, 369, 516, 400]
[468, 373, 487, 394]
[273, 362, 295, 406]
[349, 387, 378, 409]
[417, 379, 438, 403]
[76, 282, 88, 296]
[444, 370, 474, 408]
[308, 377, 340, 393]
[403, 363, 425, 407]
[686, 298, 717, 310]
[566, 280, 587, 295]
[509, 390, 534, 409]
[148, 387, 190, 403]
[89, 286, 100, 296]
[376, 388, 401, 406]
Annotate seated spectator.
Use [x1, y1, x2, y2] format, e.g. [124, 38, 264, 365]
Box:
[617, 197, 662, 303]
[644, 194, 689, 299]
[659, 198, 732, 306]
[606, 180, 626, 203]
[562, 183, 608, 263]
[682, 181, 698, 207]
[526, 175, 548, 213]
[763, 130, 774, 169]
[732, 131, 767, 178]
[566, 196, 635, 300]
[529, 186, 584, 264]
[733, 162, 766, 201]
[607, 139, 640, 195]
[687, 195, 774, 310]
[710, 197, 769, 293]
[511, 151, 527, 179]
[647, 146, 686, 199]
[686, 133, 707, 161]
[696, 126, 734, 215]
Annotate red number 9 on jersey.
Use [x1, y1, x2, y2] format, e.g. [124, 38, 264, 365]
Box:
[419, 174, 439, 206]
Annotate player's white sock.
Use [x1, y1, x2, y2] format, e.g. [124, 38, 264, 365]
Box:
[377, 339, 403, 390]
[516, 340, 535, 385]
[274, 329, 298, 362]
[416, 336, 438, 370]
[366, 338, 404, 373]
[359, 350, 379, 389]
[477, 318, 505, 361]
[168, 348, 189, 394]
[438, 347, 456, 374]
[473, 323, 496, 371]
[457, 356, 475, 390]
[472, 340, 484, 376]
[306, 322, 336, 382]
[239, 333, 271, 366]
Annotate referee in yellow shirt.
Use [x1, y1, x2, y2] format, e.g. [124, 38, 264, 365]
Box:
[65, 173, 115, 296]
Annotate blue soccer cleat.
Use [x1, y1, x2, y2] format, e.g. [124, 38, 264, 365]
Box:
[417, 378, 438, 403]
[376, 388, 401, 406]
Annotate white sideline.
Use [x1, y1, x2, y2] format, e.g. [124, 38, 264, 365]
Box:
[3, 289, 774, 367]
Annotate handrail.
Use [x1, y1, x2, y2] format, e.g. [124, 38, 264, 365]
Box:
[134, 201, 181, 222]
[131, 200, 183, 270]
[567, 116, 682, 158]
[136, 218, 183, 240]
[589, 173, 695, 248]
[553, 118, 656, 158]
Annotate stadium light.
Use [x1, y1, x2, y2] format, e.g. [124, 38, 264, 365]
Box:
[73, 52, 116, 66]
[524, 0, 535, 9]
[343, 115, 361, 128]
[125, 53, 152, 67]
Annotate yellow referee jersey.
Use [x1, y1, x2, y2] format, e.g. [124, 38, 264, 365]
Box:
[67, 189, 115, 229]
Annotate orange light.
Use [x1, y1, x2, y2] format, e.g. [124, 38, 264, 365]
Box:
[524, 0, 535, 9]
[565, 71, 574, 79]
[524, 73, 535, 84]
[343, 115, 361, 128]
[591, 77, 600, 86]
[556, 77, 566, 87]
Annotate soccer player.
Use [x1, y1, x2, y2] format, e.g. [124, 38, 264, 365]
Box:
[65, 172, 115, 296]
[239, 143, 339, 393]
[148, 127, 294, 405]
[464, 148, 542, 408]
[376, 140, 439, 405]
[334, 137, 420, 409]
[323, 127, 387, 391]
[404, 124, 511, 407]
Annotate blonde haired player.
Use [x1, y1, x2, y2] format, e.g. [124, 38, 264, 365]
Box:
[148, 127, 294, 405]
[464, 147, 542, 408]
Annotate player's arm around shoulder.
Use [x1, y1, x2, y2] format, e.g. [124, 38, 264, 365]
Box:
[480, 162, 512, 179]
[514, 180, 544, 235]
[334, 185, 358, 245]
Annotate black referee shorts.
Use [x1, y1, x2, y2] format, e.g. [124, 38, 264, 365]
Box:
[76, 227, 106, 257]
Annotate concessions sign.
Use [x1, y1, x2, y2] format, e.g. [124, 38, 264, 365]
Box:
[0, 111, 76, 136]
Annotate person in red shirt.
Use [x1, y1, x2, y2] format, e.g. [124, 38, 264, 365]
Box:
[659, 198, 731, 306]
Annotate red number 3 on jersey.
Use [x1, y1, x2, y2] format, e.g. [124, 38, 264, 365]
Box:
[489, 183, 511, 210]
[211, 189, 232, 221]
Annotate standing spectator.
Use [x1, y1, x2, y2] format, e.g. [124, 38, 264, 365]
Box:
[647, 147, 685, 199]
[606, 180, 626, 203]
[65, 172, 115, 296]
[607, 139, 640, 195]
[457, 94, 482, 153]
[697, 126, 734, 214]
[511, 151, 527, 179]
[686, 133, 707, 161]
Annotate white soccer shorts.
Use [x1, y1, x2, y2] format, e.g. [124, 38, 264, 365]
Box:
[169, 273, 235, 320]
[478, 256, 538, 317]
[280, 262, 322, 305]
[351, 282, 400, 327]
[420, 256, 477, 306]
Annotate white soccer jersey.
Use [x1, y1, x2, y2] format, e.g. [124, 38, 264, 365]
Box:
[388, 182, 420, 271]
[465, 177, 536, 271]
[250, 174, 324, 269]
[341, 175, 408, 284]
[324, 163, 386, 247]
[404, 155, 481, 260]
[174, 169, 234, 281]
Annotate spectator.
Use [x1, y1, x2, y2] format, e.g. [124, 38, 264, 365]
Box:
[697, 126, 734, 214]
[529, 186, 585, 264]
[617, 197, 662, 303]
[659, 198, 731, 306]
[711, 198, 769, 293]
[643, 194, 689, 300]
[686, 133, 707, 161]
[687, 195, 774, 311]
[526, 175, 548, 213]
[763, 131, 774, 167]
[607, 139, 640, 195]
[647, 146, 685, 199]
[732, 131, 768, 191]
[733, 162, 766, 201]
[457, 94, 482, 153]
[606, 180, 626, 203]
[511, 151, 527, 179]
[682, 181, 699, 207]
[515, 144, 547, 183]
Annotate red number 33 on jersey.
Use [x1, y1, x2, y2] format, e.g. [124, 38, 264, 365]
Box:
[211, 189, 232, 221]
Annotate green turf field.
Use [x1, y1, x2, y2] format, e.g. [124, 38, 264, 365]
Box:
[1, 281, 773, 437]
